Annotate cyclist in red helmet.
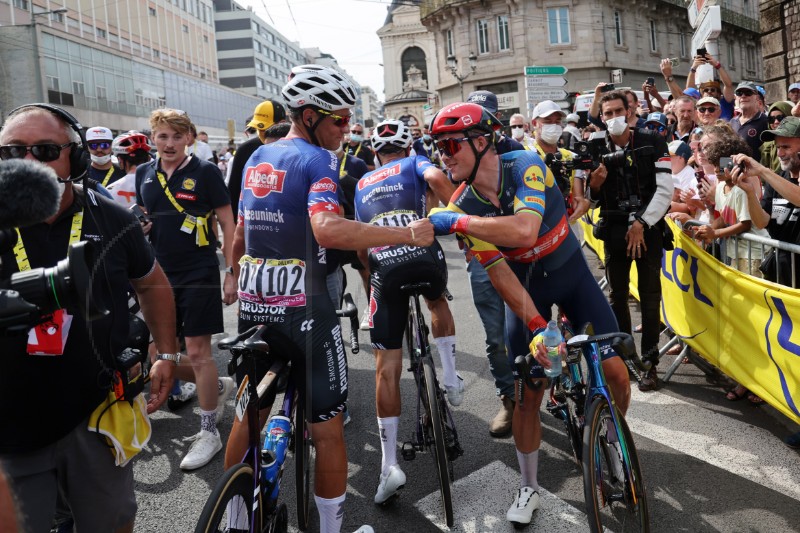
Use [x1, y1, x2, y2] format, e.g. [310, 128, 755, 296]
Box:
[106, 131, 153, 207]
[429, 102, 631, 527]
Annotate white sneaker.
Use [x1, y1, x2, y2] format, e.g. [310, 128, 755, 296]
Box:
[352, 527, 374, 533]
[506, 487, 540, 525]
[374, 464, 406, 504]
[445, 375, 465, 407]
[215, 376, 236, 419]
[359, 308, 371, 331]
[180, 430, 222, 471]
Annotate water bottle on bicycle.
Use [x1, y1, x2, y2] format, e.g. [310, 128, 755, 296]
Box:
[261, 414, 291, 502]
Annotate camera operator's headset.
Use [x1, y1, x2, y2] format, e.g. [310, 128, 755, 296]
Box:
[7, 103, 90, 182]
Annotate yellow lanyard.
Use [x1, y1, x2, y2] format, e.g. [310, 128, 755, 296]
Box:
[101, 167, 114, 187]
[339, 156, 347, 178]
[13, 210, 83, 272]
[348, 143, 362, 158]
[155, 164, 211, 247]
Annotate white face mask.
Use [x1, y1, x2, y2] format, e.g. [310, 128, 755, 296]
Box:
[605, 116, 628, 136]
[90, 153, 112, 165]
[511, 126, 525, 140]
[540, 124, 563, 145]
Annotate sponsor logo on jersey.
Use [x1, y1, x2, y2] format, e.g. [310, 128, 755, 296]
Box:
[243, 207, 284, 223]
[182, 178, 196, 191]
[310, 177, 337, 194]
[175, 192, 196, 201]
[244, 163, 286, 198]
[360, 183, 404, 204]
[358, 163, 401, 190]
[524, 196, 545, 209]
[522, 164, 546, 192]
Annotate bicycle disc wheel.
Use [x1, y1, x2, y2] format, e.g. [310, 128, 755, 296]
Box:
[582, 397, 649, 532]
[294, 396, 311, 531]
[422, 357, 454, 527]
[195, 463, 260, 533]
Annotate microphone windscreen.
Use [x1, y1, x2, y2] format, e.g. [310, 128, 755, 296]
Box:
[0, 159, 61, 229]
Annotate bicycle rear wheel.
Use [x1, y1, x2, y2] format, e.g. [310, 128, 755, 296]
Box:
[422, 356, 454, 527]
[582, 397, 649, 532]
[195, 463, 261, 533]
[294, 395, 311, 531]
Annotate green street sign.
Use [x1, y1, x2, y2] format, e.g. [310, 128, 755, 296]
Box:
[524, 65, 568, 76]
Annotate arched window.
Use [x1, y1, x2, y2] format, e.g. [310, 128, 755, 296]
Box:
[401, 46, 427, 86]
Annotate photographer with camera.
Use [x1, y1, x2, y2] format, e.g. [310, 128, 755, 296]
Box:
[588, 91, 673, 391]
[0, 104, 177, 532]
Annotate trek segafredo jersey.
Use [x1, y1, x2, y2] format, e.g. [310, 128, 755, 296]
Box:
[238, 137, 340, 308]
[354, 155, 433, 228]
[449, 150, 579, 271]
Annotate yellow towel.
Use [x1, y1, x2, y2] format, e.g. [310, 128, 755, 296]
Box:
[87, 391, 152, 467]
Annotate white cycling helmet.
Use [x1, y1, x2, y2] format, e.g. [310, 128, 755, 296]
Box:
[371, 119, 413, 152]
[282, 64, 358, 111]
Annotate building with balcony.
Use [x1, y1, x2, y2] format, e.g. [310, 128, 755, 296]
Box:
[212, 0, 307, 100]
[0, 0, 259, 143]
[418, 0, 762, 121]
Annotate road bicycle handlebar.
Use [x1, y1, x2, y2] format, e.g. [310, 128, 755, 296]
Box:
[566, 331, 652, 372]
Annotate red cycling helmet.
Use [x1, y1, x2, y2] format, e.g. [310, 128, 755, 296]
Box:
[112, 132, 152, 156]
[430, 102, 501, 137]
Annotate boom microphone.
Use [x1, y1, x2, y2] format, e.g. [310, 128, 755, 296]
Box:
[0, 159, 61, 229]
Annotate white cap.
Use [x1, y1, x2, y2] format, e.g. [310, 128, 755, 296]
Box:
[566, 113, 580, 124]
[86, 126, 113, 141]
[532, 100, 566, 120]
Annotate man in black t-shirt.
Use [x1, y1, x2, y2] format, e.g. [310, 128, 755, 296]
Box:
[344, 122, 376, 170]
[731, 82, 769, 162]
[734, 117, 800, 286]
[0, 105, 177, 532]
[137, 108, 238, 471]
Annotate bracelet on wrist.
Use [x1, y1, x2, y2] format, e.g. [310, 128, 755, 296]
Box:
[527, 315, 548, 333]
[690, 68, 697, 73]
[409, 226, 416, 243]
[714, 62, 721, 69]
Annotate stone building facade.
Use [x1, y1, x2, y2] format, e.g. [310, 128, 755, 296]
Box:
[760, 0, 800, 101]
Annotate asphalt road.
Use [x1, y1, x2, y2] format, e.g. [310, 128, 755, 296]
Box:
[134, 236, 800, 532]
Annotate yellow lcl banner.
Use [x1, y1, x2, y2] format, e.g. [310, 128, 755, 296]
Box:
[580, 213, 800, 424]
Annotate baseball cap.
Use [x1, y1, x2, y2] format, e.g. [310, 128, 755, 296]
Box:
[735, 81, 759, 95]
[699, 80, 721, 91]
[566, 113, 580, 124]
[531, 100, 566, 119]
[696, 96, 720, 107]
[645, 112, 668, 127]
[466, 90, 498, 114]
[789, 83, 800, 92]
[86, 126, 113, 141]
[668, 140, 692, 162]
[761, 116, 800, 142]
[247, 100, 287, 131]
[683, 87, 701, 99]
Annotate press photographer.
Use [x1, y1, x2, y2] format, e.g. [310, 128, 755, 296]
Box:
[0, 104, 177, 533]
[587, 90, 673, 392]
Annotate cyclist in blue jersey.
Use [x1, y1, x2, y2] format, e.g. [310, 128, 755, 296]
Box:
[429, 102, 631, 527]
[229, 65, 433, 533]
[354, 119, 458, 504]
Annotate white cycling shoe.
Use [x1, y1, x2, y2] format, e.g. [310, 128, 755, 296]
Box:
[506, 486, 540, 526]
[445, 375, 465, 407]
[374, 464, 406, 504]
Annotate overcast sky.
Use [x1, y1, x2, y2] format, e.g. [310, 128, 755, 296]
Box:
[239, 0, 390, 99]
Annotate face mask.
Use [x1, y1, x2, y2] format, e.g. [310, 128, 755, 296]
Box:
[90, 154, 112, 165]
[511, 127, 525, 140]
[605, 116, 628, 136]
[540, 124, 563, 145]
[350, 134, 363, 143]
[423, 134, 432, 144]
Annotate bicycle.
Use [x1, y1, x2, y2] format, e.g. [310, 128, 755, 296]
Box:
[398, 282, 463, 528]
[195, 294, 360, 533]
[519, 321, 651, 532]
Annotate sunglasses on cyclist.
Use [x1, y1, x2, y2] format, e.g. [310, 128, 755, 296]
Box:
[316, 109, 352, 127]
[697, 107, 718, 114]
[435, 135, 487, 157]
[87, 141, 111, 150]
[770, 114, 786, 123]
[645, 124, 666, 133]
[0, 142, 72, 162]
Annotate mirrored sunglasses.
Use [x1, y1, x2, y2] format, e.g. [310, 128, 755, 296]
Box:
[87, 141, 111, 150]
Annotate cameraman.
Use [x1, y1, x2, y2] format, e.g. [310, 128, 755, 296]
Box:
[588, 90, 673, 391]
[0, 105, 177, 531]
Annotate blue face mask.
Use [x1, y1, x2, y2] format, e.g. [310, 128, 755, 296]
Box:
[350, 134, 363, 143]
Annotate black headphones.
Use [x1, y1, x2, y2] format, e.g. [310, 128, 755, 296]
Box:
[7, 103, 90, 181]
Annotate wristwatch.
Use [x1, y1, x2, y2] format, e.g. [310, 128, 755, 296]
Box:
[634, 214, 649, 228]
[224, 266, 234, 275]
[665, 76, 674, 82]
[156, 353, 181, 365]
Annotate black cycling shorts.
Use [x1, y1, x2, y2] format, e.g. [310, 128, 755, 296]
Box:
[367, 240, 448, 350]
[238, 295, 348, 423]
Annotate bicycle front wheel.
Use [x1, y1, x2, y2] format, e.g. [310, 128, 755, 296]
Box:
[422, 357, 454, 527]
[195, 463, 261, 533]
[582, 397, 649, 533]
[294, 395, 311, 531]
